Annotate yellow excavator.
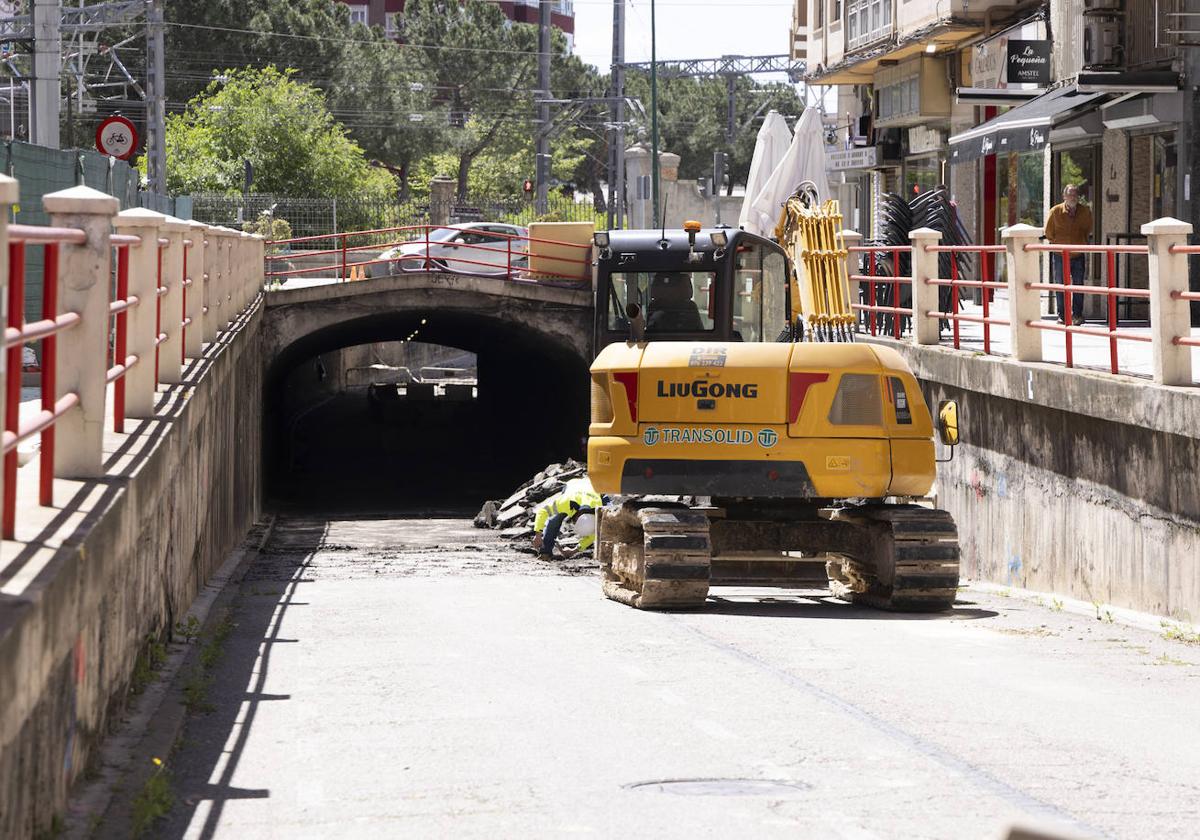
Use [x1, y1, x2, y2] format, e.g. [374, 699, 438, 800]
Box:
[587, 190, 961, 611]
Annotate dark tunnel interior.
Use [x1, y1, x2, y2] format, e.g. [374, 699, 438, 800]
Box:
[264, 310, 591, 513]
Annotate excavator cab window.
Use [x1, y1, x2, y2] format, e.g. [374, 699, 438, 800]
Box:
[732, 244, 790, 343]
[608, 271, 716, 334]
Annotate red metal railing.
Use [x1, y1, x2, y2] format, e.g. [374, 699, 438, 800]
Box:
[264, 224, 592, 286]
[925, 244, 1008, 354]
[108, 233, 142, 433]
[1024, 243, 1152, 374]
[1167, 244, 1200, 349]
[848, 245, 912, 338]
[3, 224, 88, 538]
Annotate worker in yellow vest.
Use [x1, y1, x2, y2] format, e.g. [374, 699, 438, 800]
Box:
[531, 476, 602, 560]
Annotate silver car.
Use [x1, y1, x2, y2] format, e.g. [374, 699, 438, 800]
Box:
[372, 222, 529, 277]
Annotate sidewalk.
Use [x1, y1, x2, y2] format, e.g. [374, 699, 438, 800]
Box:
[867, 292, 1200, 383]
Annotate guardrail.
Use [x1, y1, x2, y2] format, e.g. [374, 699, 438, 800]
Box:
[843, 220, 1198, 386]
[264, 223, 593, 285]
[1, 177, 265, 541]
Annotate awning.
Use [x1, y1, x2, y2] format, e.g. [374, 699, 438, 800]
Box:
[948, 85, 1108, 164]
[805, 23, 981, 86]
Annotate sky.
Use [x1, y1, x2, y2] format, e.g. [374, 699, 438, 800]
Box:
[570, 0, 797, 70]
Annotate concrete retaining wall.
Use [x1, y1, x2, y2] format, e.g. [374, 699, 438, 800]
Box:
[873, 338, 1200, 620]
[0, 302, 263, 837]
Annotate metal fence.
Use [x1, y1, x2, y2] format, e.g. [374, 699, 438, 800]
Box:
[190, 192, 605, 241]
[6, 140, 177, 322]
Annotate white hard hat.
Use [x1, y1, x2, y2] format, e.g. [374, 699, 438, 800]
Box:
[573, 513, 596, 538]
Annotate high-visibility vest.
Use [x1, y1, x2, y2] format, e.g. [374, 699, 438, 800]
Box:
[533, 478, 601, 549]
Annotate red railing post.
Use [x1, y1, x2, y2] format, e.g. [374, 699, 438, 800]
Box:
[892, 249, 902, 339]
[114, 245, 129, 433]
[1106, 249, 1118, 374]
[39, 243, 58, 505]
[1063, 249, 1074, 368]
[950, 254, 961, 349]
[3, 242, 24, 538]
[0, 174, 15, 537]
[114, 209, 166, 418]
[868, 250, 878, 336]
[340, 233, 347, 282]
[982, 256, 992, 355]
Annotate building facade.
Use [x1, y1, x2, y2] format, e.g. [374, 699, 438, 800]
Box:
[338, 0, 576, 51]
[793, 0, 1197, 317]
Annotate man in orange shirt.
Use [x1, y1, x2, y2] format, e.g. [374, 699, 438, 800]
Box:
[1044, 184, 1094, 325]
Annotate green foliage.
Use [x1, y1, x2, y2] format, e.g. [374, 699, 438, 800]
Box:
[173, 615, 202, 645]
[158, 67, 396, 200]
[131, 758, 173, 837]
[243, 214, 293, 244]
[130, 633, 168, 696]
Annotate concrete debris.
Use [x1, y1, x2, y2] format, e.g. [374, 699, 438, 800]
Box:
[475, 459, 587, 536]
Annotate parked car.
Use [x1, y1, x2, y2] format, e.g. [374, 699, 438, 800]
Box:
[369, 222, 529, 277]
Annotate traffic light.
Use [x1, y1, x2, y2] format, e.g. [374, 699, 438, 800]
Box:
[713, 151, 730, 196]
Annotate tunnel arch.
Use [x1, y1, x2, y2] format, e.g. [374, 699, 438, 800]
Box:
[261, 277, 595, 510]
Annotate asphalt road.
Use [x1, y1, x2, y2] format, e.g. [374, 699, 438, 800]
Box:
[145, 514, 1200, 840]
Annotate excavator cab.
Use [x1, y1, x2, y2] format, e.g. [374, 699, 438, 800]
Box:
[592, 227, 795, 352]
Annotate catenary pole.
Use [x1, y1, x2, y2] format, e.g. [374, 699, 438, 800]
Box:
[649, 0, 659, 228]
[535, 0, 552, 216]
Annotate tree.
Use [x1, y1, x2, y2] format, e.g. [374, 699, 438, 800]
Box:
[164, 0, 445, 190]
[401, 0, 539, 201]
[157, 66, 395, 202]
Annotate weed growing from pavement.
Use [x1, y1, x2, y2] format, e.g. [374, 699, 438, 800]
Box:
[131, 757, 173, 837]
[130, 634, 168, 695]
[181, 612, 235, 714]
[1153, 652, 1190, 667]
[174, 615, 202, 644]
[1161, 622, 1200, 646]
[32, 813, 64, 839]
[1051, 598, 1065, 612]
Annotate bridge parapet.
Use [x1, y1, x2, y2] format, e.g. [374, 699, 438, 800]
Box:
[0, 174, 265, 837]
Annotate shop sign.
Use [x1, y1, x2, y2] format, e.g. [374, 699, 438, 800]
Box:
[827, 146, 878, 172]
[908, 127, 945, 155]
[1006, 40, 1051, 85]
[971, 20, 1046, 89]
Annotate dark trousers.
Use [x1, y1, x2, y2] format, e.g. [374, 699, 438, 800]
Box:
[1052, 253, 1086, 320]
[541, 512, 566, 555]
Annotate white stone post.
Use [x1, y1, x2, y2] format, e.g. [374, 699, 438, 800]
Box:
[200, 227, 219, 340]
[43, 186, 119, 477]
[157, 216, 188, 384]
[909, 227, 942, 346]
[1143, 217, 1195, 385]
[0, 175, 17, 509]
[249, 234, 265, 304]
[114, 208, 166, 418]
[216, 228, 234, 326]
[1002, 223, 1046, 363]
[185, 221, 206, 358]
[841, 229, 863, 330]
[240, 232, 254, 311]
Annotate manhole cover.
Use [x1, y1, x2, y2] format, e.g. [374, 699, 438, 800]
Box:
[624, 778, 811, 797]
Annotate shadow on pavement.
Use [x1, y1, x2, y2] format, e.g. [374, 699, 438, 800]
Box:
[704, 595, 999, 621]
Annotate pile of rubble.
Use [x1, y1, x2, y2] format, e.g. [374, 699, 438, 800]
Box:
[474, 460, 587, 545]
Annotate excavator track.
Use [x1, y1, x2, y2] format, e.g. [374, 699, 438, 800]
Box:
[599, 503, 711, 610]
[826, 504, 960, 612]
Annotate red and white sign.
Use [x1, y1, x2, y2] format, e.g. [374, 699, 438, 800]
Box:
[95, 116, 138, 160]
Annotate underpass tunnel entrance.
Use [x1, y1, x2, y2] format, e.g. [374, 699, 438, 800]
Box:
[266, 310, 590, 512]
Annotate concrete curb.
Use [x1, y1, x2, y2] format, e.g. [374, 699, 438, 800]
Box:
[62, 516, 274, 839]
[965, 579, 1195, 638]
